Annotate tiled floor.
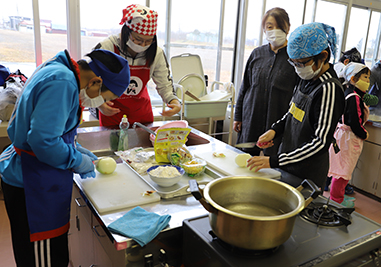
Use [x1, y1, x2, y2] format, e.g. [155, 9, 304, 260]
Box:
[2, 186, 381, 266]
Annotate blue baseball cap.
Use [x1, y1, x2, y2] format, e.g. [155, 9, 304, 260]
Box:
[86, 49, 130, 97]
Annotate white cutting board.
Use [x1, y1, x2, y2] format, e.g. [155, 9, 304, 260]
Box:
[194, 149, 281, 179]
[75, 164, 160, 215]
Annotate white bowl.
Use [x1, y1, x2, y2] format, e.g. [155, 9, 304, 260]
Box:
[147, 165, 185, 187]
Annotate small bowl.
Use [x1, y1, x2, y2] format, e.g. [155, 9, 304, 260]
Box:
[180, 158, 207, 177]
[147, 165, 185, 187]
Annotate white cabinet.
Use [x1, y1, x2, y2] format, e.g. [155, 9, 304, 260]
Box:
[352, 141, 381, 195]
[69, 185, 125, 267]
[352, 124, 381, 196]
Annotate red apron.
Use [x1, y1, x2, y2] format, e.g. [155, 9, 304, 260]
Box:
[99, 46, 153, 127]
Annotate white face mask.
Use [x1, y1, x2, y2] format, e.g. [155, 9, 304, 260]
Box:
[79, 87, 104, 108]
[127, 38, 150, 53]
[294, 61, 323, 80]
[265, 29, 287, 47]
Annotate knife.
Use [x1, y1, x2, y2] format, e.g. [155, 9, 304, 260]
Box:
[235, 142, 269, 148]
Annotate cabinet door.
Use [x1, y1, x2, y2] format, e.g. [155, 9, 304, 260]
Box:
[69, 187, 95, 267]
[92, 214, 125, 267]
[93, 227, 114, 267]
[352, 141, 381, 194]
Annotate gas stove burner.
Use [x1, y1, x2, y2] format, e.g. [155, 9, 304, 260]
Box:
[300, 202, 354, 227]
[208, 231, 279, 258]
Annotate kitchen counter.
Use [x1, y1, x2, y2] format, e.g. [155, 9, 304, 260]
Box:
[72, 121, 247, 265]
[0, 109, 100, 138]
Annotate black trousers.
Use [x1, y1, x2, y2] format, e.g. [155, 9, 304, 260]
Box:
[1, 180, 69, 267]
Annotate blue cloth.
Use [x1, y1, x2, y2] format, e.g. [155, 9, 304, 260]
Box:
[287, 22, 337, 62]
[108, 206, 171, 247]
[87, 49, 130, 97]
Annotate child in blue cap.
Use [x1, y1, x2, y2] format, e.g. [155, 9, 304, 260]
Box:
[247, 22, 345, 190]
[0, 49, 130, 267]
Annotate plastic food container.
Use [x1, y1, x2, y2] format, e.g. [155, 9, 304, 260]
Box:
[150, 120, 189, 144]
[180, 158, 207, 177]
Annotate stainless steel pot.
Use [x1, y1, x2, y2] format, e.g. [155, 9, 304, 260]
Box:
[189, 177, 320, 250]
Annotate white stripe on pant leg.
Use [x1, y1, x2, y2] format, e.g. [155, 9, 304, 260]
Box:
[34, 241, 39, 267]
[40, 240, 45, 267]
[46, 239, 51, 267]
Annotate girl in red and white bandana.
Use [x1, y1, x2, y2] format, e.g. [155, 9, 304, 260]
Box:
[93, 4, 181, 127]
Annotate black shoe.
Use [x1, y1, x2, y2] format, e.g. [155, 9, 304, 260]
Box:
[345, 184, 354, 195]
[324, 177, 332, 191]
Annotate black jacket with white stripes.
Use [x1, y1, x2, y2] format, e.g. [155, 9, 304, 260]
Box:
[269, 64, 345, 169]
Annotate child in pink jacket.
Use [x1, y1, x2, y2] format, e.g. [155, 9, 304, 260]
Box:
[328, 62, 370, 208]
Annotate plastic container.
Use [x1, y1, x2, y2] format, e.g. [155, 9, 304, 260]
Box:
[180, 158, 207, 177]
[149, 120, 189, 144]
[118, 115, 129, 151]
[171, 53, 229, 119]
[182, 99, 229, 119]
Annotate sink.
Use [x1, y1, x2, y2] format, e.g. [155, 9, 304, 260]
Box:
[76, 126, 210, 156]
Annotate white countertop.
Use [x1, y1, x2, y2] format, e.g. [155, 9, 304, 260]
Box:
[0, 110, 100, 138]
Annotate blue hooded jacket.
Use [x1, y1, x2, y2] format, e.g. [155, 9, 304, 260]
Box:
[0, 51, 83, 188]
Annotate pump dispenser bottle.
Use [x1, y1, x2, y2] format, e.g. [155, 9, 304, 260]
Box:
[118, 115, 129, 151]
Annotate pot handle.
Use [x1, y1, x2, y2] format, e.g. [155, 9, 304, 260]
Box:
[296, 179, 322, 208]
[189, 180, 217, 213]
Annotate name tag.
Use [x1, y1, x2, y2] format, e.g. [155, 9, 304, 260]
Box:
[289, 102, 305, 122]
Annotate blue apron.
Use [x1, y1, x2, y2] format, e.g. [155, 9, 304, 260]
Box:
[15, 129, 78, 242]
[14, 50, 82, 242]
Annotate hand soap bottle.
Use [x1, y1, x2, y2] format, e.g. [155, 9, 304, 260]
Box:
[118, 114, 129, 151]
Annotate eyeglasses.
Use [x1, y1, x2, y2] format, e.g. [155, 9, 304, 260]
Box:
[287, 58, 313, 68]
[130, 33, 155, 46]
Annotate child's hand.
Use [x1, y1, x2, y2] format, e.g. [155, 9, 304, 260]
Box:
[363, 105, 370, 125]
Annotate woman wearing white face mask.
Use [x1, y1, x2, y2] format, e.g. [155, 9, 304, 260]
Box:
[93, 4, 181, 127]
[234, 7, 298, 157]
[247, 22, 346, 190]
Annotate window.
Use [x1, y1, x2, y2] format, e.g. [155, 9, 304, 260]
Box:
[80, 0, 129, 57]
[39, 0, 67, 62]
[169, 0, 222, 82]
[345, 7, 371, 62]
[0, 0, 37, 77]
[366, 11, 381, 67]
[314, 0, 347, 61]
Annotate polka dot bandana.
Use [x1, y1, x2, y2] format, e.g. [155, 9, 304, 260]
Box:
[119, 4, 158, 36]
[287, 22, 337, 62]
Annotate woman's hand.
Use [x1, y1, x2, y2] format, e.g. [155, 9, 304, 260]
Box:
[98, 101, 120, 116]
[247, 156, 270, 172]
[233, 121, 242, 132]
[256, 129, 276, 148]
[161, 99, 181, 117]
